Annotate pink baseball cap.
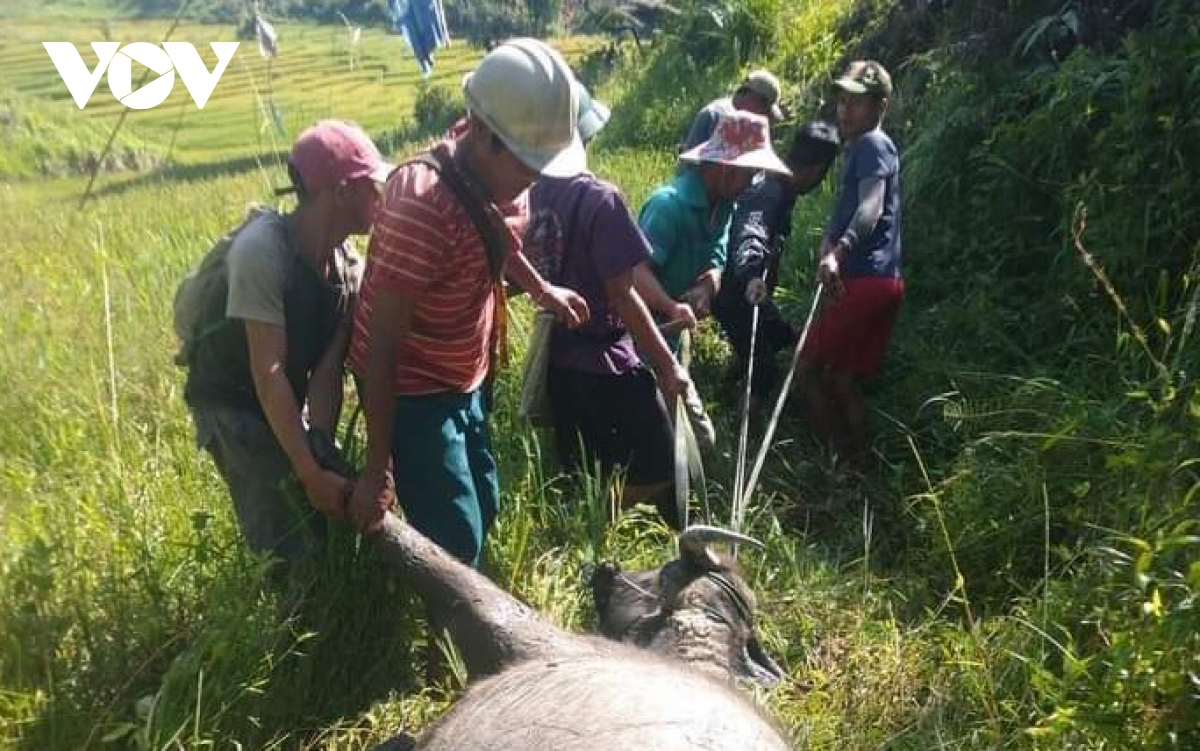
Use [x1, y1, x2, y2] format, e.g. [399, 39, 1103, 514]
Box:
[285, 120, 393, 195]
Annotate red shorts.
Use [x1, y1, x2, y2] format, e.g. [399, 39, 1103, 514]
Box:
[801, 276, 905, 377]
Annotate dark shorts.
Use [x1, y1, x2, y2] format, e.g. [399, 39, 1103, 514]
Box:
[802, 276, 905, 377]
[391, 389, 498, 568]
[547, 365, 674, 487]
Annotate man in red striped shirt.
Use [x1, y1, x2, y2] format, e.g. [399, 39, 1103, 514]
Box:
[348, 39, 587, 567]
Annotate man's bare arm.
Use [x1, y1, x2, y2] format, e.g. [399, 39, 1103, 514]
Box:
[245, 321, 349, 517]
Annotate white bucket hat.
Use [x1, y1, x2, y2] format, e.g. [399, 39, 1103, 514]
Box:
[463, 38, 585, 178]
[679, 110, 791, 176]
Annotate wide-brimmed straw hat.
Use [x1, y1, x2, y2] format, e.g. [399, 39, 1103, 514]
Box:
[679, 110, 791, 176]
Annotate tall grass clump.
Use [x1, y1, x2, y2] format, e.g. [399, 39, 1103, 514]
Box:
[2, 1, 1199, 749]
[0, 93, 162, 178]
[869, 0, 1200, 743]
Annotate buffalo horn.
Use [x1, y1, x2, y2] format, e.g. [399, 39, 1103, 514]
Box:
[679, 525, 763, 567]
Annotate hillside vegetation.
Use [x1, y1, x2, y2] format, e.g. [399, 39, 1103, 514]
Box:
[1, 0, 1198, 749]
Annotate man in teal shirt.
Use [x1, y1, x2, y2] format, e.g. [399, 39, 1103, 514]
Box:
[639, 110, 791, 321]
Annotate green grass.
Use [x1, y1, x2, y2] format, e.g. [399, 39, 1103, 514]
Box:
[2, 2, 1198, 750]
[0, 91, 161, 178]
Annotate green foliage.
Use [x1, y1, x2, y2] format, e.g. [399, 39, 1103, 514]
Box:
[573, 0, 681, 46]
[672, 0, 780, 68]
[411, 79, 462, 134]
[443, 0, 565, 48]
[877, 0, 1200, 742]
[374, 78, 465, 153]
[1014, 513, 1200, 748]
[2, 2, 1199, 750]
[597, 0, 854, 150]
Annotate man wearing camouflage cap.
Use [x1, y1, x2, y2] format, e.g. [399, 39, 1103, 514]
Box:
[800, 59, 905, 476]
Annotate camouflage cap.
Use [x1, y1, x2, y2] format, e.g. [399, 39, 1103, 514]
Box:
[833, 60, 893, 98]
[738, 69, 784, 121]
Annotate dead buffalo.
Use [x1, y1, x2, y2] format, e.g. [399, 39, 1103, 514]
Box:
[370, 513, 791, 751]
[590, 524, 785, 688]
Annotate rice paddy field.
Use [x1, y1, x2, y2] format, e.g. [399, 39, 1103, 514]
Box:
[3, 1, 1197, 749]
[0, 12, 597, 176]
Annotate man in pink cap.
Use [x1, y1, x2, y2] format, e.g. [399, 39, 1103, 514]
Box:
[175, 119, 390, 589]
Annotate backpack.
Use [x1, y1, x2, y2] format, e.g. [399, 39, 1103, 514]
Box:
[172, 205, 274, 367]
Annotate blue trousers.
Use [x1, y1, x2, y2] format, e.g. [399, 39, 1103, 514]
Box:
[391, 388, 498, 567]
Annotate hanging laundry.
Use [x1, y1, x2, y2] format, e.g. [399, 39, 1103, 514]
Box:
[388, 0, 450, 76]
[337, 11, 363, 71]
[255, 12, 278, 59]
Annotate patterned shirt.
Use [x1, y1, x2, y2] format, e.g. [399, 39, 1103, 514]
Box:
[349, 139, 526, 395]
[726, 173, 798, 284]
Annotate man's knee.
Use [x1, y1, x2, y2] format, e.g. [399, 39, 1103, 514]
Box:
[829, 371, 857, 401]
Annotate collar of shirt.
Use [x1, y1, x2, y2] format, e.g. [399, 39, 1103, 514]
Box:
[674, 167, 711, 211]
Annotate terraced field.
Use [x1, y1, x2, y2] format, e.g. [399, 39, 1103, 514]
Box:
[1, 16, 596, 172]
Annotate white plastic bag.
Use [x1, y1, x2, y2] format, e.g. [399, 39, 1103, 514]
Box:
[518, 310, 555, 426]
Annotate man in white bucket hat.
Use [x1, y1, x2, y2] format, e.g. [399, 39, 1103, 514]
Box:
[349, 38, 587, 568]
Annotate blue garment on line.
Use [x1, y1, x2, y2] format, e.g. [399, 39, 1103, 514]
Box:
[389, 0, 449, 75]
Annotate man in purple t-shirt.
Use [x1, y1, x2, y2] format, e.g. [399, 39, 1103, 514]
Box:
[523, 86, 695, 527]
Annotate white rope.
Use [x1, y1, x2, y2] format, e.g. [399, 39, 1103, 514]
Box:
[737, 283, 824, 526]
[673, 328, 693, 528]
[730, 300, 759, 534]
